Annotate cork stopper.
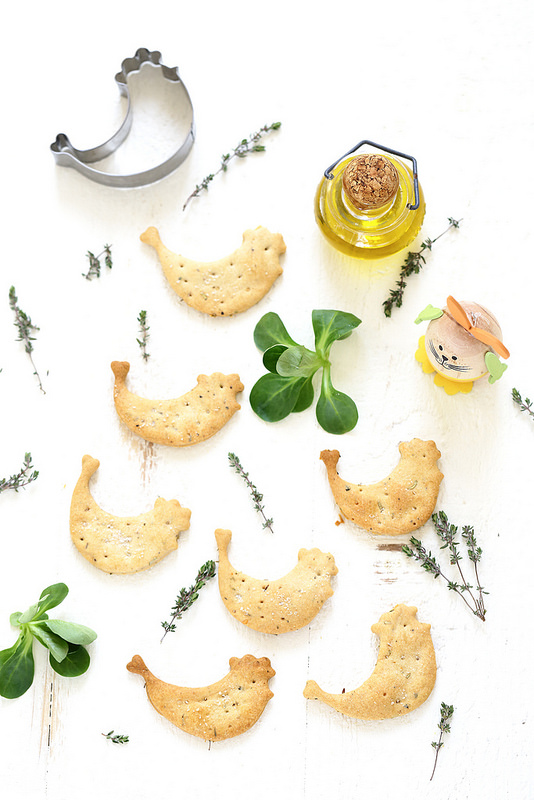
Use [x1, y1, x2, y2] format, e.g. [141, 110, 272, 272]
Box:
[342, 154, 400, 210]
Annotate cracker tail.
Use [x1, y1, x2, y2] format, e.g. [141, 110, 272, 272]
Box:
[111, 360, 130, 385]
[215, 528, 232, 556]
[303, 679, 324, 700]
[319, 449, 340, 476]
[80, 454, 100, 480]
[127, 655, 151, 679]
[140, 226, 162, 250]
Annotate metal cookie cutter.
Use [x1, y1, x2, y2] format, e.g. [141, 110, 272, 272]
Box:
[50, 48, 195, 188]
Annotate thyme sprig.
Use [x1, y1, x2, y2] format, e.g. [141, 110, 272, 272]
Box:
[383, 218, 461, 317]
[102, 730, 129, 744]
[161, 560, 216, 641]
[512, 387, 534, 420]
[136, 310, 150, 361]
[183, 122, 282, 210]
[228, 452, 274, 533]
[402, 510, 487, 621]
[82, 244, 112, 280]
[430, 702, 454, 780]
[0, 453, 38, 494]
[9, 286, 45, 393]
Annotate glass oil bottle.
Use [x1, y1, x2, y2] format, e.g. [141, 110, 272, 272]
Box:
[315, 141, 426, 259]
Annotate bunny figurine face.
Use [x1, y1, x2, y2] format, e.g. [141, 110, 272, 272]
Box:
[415, 297, 510, 388]
[425, 304, 499, 381]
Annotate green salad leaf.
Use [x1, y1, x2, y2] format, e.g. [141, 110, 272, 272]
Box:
[250, 310, 361, 434]
[0, 583, 97, 699]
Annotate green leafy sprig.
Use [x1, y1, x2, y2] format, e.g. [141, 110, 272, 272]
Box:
[183, 122, 282, 210]
[82, 244, 112, 280]
[9, 286, 45, 393]
[250, 309, 361, 435]
[228, 452, 274, 533]
[0, 453, 38, 494]
[430, 702, 454, 780]
[161, 560, 216, 641]
[512, 388, 534, 420]
[102, 730, 129, 744]
[136, 310, 150, 361]
[402, 511, 487, 621]
[0, 583, 97, 699]
[383, 218, 461, 317]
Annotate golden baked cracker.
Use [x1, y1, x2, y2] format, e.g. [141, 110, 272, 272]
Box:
[70, 455, 191, 574]
[304, 604, 436, 720]
[140, 225, 286, 317]
[215, 529, 338, 634]
[127, 654, 275, 741]
[320, 439, 443, 535]
[111, 361, 243, 446]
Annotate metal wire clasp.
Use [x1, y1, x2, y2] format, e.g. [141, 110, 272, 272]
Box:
[324, 140, 420, 210]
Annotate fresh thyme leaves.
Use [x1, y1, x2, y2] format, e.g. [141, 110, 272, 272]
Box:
[161, 560, 217, 641]
[183, 122, 282, 210]
[0, 453, 38, 494]
[102, 730, 129, 744]
[228, 452, 274, 533]
[136, 310, 150, 361]
[8, 286, 45, 393]
[430, 702, 454, 780]
[0, 583, 97, 699]
[383, 218, 461, 317]
[512, 387, 534, 420]
[82, 244, 112, 280]
[250, 309, 361, 434]
[402, 511, 487, 621]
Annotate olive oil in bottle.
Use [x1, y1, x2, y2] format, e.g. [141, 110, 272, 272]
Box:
[315, 142, 425, 259]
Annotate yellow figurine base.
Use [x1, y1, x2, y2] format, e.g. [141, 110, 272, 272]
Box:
[415, 336, 474, 395]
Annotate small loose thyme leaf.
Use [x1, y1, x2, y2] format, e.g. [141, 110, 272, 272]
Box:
[8, 286, 45, 393]
[0, 453, 39, 494]
[228, 452, 274, 533]
[136, 310, 150, 361]
[82, 244, 113, 280]
[183, 122, 282, 210]
[512, 387, 534, 420]
[383, 218, 462, 317]
[102, 730, 129, 744]
[430, 702, 454, 780]
[161, 560, 216, 641]
[402, 511, 487, 620]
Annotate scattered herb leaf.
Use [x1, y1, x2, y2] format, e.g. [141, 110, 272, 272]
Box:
[383, 218, 461, 317]
[0, 453, 38, 494]
[402, 510, 487, 621]
[8, 286, 45, 393]
[161, 560, 217, 641]
[228, 452, 274, 533]
[0, 583, 97, 698]
[136, 310, 150, 361]
[82, 244, 112, 280]
[250, 309, 361, 434]
[512, 387, 534, 420]
[102, 730, 129, 744]
[430, 702, 454, 780]
[183, 122, 282, 210]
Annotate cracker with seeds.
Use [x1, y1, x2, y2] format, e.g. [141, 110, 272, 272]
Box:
[127, 654, 275, 741]
[111, 361, 243, 446]
[304, 604, 436, 719]
[70, 455, 191, 574]
[320, 439, 443, 535]
[140, 225, 285, 317]
[215, 529, 338, 634]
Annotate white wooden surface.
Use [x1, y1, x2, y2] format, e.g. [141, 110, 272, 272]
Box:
[1, 2, 533, 798]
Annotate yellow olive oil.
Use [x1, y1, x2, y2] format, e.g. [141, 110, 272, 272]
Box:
[315, 153, 425, 258]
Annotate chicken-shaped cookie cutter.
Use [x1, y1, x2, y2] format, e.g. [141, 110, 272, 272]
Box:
[50, 48, 195, 188]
